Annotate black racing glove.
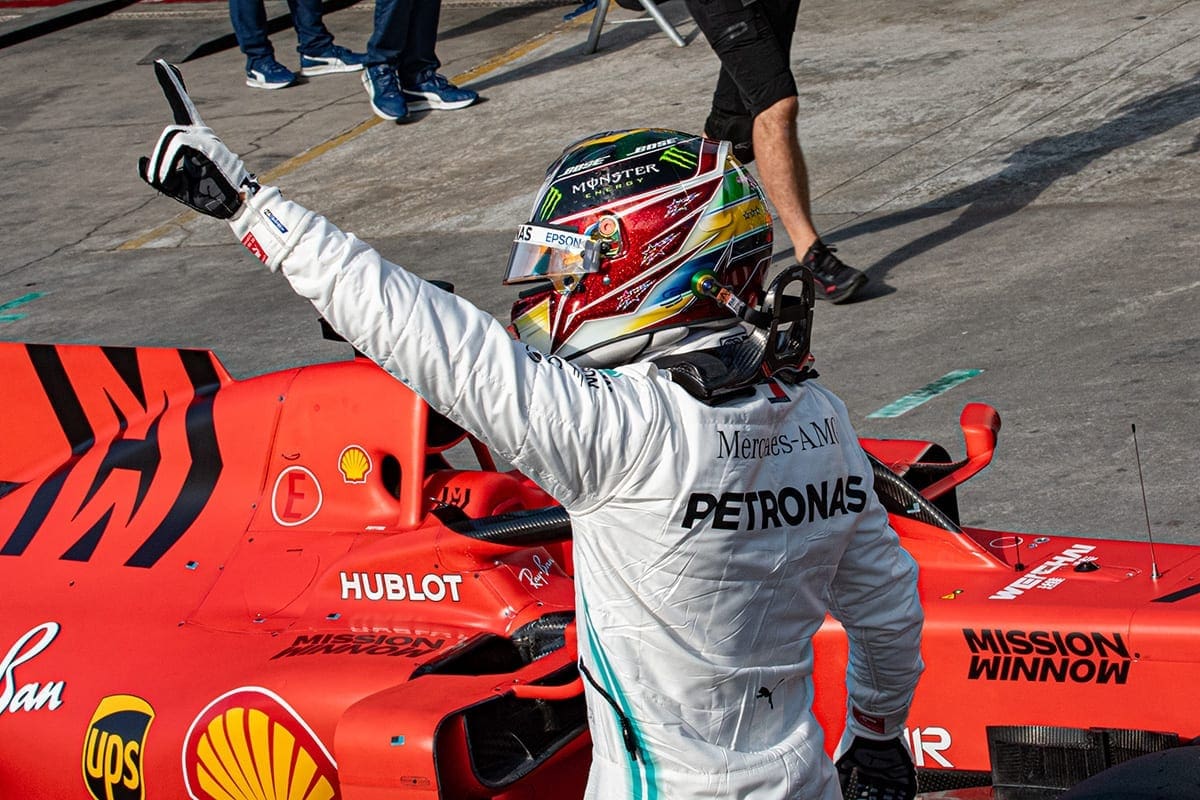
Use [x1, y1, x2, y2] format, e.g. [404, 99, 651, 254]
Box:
[138, 60, 258, 219]
[835, 735, 918, 800]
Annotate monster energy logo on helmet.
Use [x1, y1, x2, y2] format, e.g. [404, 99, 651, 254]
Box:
[659, 146, 698, 169]
[538, 187, 563, 221]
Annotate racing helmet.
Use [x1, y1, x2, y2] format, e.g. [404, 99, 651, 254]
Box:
[504, 129, 775, 366]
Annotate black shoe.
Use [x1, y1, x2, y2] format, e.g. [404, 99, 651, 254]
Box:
[802, 239, 867, 303]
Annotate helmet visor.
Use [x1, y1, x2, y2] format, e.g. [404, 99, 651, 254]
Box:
[503, 223, 602, 285]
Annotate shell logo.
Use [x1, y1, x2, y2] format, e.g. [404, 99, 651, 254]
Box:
[338, 445, 372, 484]
[182, 687, 339, 800]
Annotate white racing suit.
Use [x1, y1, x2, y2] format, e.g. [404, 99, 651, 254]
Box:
[234, 188, 925, 799]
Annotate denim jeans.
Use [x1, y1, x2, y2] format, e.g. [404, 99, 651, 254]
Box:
[366, 0, 440, 83]
[229, 0, 336, 62]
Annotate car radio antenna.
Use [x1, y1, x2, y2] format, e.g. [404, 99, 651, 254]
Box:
[1131, 424, 1162, 580]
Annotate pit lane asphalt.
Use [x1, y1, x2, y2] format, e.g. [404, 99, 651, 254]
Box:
[0, 0, 1197, 543]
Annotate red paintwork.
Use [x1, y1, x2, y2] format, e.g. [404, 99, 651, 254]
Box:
[827, 405, 1200, 777]
[1, 344, 1196, 798]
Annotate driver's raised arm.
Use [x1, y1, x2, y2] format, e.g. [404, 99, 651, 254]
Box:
[134, 60, 662, 508]
[263, 189, 667, 507]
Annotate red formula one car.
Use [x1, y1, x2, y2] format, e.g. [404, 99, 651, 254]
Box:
[1, 339, 1197, 799]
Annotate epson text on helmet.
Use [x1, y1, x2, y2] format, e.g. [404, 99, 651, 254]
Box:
[544, 230, 588, 251]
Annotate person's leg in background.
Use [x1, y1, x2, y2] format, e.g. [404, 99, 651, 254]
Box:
[743, 0, 817, 254]
[362, 0, 415, 120]
[230, 0, 297, 89]
[289, 0, 368, 76]
[689, 0, 867, 302]
[752, 95, 818, 251]
[705, 72, 756, 164]
[398, 0, 478, 111]
[754, 91, 869, 302]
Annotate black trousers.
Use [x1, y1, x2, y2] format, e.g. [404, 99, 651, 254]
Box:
[685, 0, 802, 155]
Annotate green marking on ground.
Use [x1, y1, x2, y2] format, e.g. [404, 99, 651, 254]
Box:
[0, 292, 44, 322]
[867, 369, 984, 418]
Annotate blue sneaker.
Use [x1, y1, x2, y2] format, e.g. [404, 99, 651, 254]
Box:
[245, 56, 296, 90]
[402, 72, 478, 111]
[299, 44, 368, 76]
[362, 65, 409, 121]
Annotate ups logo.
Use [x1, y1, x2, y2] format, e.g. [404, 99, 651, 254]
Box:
[82, 694, 155, 800]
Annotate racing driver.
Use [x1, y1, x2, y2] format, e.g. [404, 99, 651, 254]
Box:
[139, 61, 924, 800]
